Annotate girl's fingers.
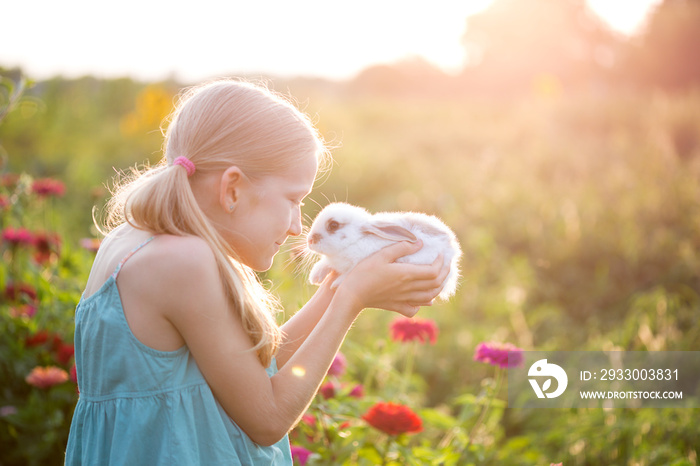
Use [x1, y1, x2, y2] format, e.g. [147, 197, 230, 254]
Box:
[378, 240, 423, 263]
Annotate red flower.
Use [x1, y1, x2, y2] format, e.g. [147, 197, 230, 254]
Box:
[55, 343, 75, 365]
[70, 365, 79, 394]
[25, 366, 69, 389]
[290, 445, 312, 465]
[33, 231, 61, 264]
[1, 227, 35, 247]
[327, 352, 346, 377]
[390, 317, 438, 344]
[362, 401, 423, 436]
[0, 195, 9, 211]
[473, 341, 523, 368]
[25, 330, 50, 347]
[31, 178, 65, 197]
[4, 282, 38, 303]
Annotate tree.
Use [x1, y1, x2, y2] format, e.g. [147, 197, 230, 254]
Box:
[625, 0, 700, 91]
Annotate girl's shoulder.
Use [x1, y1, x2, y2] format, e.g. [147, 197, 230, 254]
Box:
[116, 231, 229, 330]
[126, 233, 219, 288]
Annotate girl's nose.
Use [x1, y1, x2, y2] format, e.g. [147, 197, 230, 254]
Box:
[288, 214, 303, 237]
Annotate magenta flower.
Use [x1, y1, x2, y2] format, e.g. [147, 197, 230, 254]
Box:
[327, 352, 346, 377]
[319, 381, 339, 399]
[474, 341, 523, 368]
[390, 317, 439, 344]
[290, 445, 312, 465]
[349, 384, 364, 398]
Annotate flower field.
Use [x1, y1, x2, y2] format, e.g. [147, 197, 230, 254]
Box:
[2, 75, 700, 465]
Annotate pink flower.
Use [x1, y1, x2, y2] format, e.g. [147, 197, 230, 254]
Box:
[8, 304, 37, 318]
[0, 173, 19, 189]
[31, 178, 65, 197]
[0, 406, 18, 417]
[390, 317, 438, 344]
[1, 227, 35, 247]
[290, 445, 312, 465]
[25, 366, 69, 389]
[474, 341, 523, 368]
[327, 352, 346, 377]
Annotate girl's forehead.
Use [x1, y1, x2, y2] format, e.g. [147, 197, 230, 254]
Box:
[264, 155, 318, 193]
[285, 155, 318, 187]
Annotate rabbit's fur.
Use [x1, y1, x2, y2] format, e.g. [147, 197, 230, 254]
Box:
[306, 202, 461, 301]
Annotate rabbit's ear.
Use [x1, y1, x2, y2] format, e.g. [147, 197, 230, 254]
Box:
[361, 221, 418, 243]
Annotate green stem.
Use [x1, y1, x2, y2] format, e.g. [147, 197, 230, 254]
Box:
[399, 341, 417, 398]
[467, 366, 503, 447]
[380, 435, 394, 466]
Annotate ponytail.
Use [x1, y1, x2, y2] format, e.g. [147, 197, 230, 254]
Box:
[102, 159, 282, 366]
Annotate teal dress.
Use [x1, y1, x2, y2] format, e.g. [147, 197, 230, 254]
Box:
[65, 237, 292, 465]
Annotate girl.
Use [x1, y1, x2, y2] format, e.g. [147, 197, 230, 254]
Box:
[65, 79, 448, 465]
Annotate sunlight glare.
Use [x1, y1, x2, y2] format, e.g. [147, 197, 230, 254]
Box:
[587, 0, 662, 35]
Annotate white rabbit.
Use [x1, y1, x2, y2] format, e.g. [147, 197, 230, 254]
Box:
[306, 202, 462, 301]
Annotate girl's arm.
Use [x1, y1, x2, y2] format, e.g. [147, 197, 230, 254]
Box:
[275, 274, 337, 369]
[161, 238, 445, 446]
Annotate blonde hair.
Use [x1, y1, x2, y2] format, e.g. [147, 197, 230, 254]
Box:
[102, 79, 330, 366]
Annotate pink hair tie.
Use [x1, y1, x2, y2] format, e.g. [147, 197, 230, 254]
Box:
[173, 156, 196, 177]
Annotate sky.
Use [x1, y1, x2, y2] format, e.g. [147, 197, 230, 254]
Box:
[1, 0, 662, 83]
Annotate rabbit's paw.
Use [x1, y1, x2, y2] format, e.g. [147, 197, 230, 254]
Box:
[309, 260, 332, 285]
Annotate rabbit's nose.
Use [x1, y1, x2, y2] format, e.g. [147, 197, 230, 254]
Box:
[307, 233, 321, 245]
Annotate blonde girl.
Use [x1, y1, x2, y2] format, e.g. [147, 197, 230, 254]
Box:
[65, 79, 447, 465]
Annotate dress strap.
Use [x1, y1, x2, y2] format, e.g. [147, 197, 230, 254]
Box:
[111, 236, 156, 279]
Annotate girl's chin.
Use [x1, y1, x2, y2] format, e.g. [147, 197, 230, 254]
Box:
[247, 254, 276, 272]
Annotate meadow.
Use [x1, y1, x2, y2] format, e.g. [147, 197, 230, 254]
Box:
[1, 74, 699, 465]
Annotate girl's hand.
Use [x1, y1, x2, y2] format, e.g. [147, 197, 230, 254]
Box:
[336, 240, 450, 317]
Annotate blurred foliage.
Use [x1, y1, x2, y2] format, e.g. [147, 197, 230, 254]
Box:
[3, 1, 700, 456]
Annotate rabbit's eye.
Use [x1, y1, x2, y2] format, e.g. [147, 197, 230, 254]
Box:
[327, 220, 341, 233]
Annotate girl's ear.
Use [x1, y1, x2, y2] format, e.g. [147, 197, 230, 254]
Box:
[361, 221, 418, 243]
[219, 166, 248, 212]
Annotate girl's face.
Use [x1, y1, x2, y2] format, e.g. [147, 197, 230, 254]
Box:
[225, 155, 318, 271]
